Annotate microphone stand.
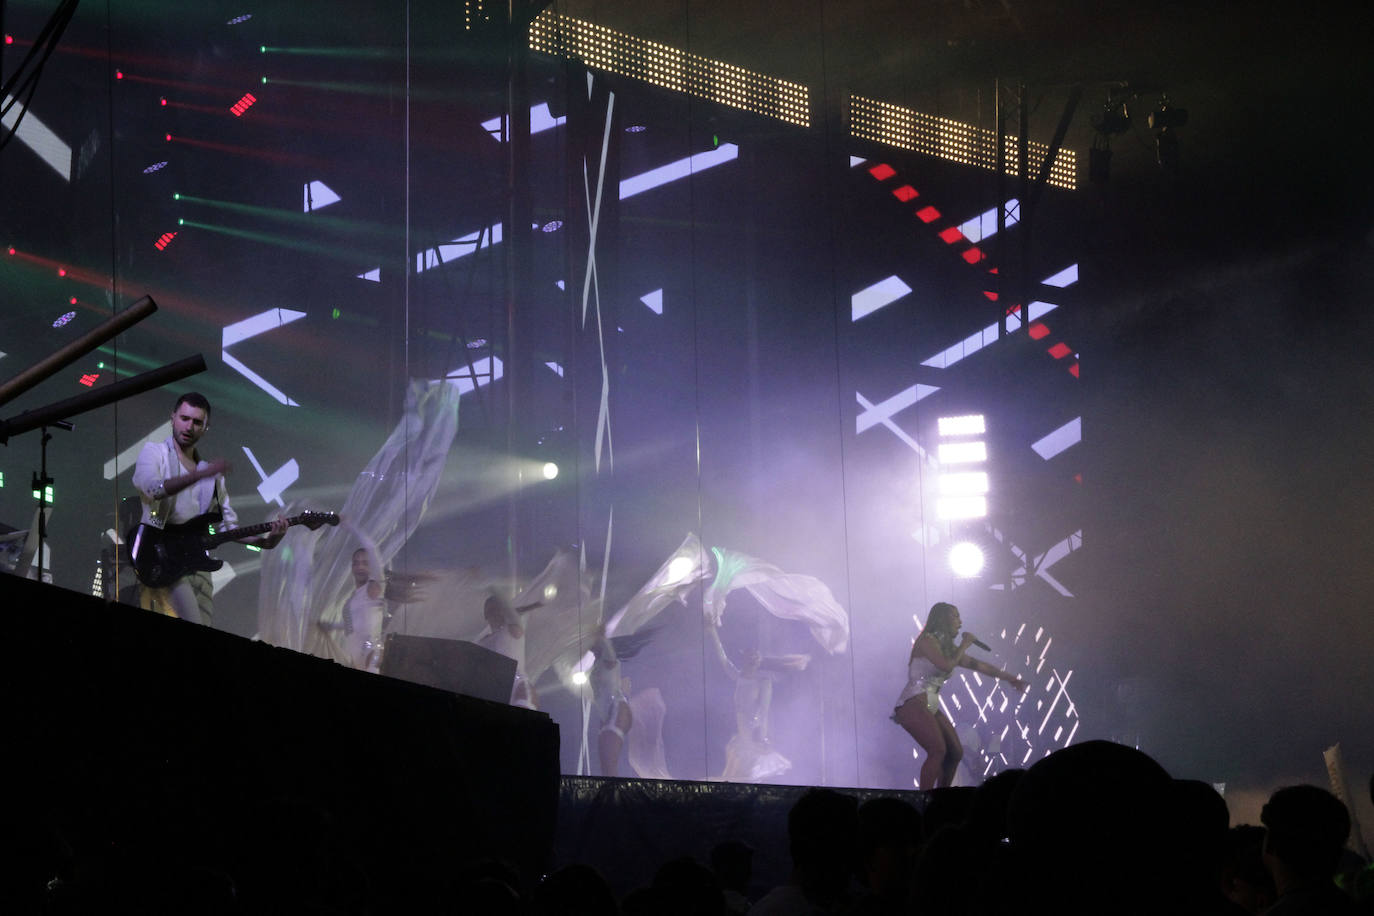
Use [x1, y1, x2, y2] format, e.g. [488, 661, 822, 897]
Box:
[30, 420, 73, 584]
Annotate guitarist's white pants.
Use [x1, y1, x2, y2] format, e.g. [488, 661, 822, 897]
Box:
[141, 570, 214, 626]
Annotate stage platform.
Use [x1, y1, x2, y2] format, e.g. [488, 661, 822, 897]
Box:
[4, 572, 947, 909]
[2, 573, 560, 913]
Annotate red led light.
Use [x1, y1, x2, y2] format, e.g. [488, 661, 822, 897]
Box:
[5, 35, 13, 45]
[1068, 363, 1080, 378]
[154, 232, 177, 251]
[921, 207, 945, 226]
[165, 133, 172, 141]
[936, 224, 961, 242]
[160, 97, 167, 106]
[1047, 342, 1072, 360]
[69, 297, 77, 305]
[79, 373, 100, 387]
[115, 70, 124, 79]
[57, 267, 66, 277]
[230, 92, 257, 116]
[1028, 322, 1050, 340]
[961, 247, 984, 264]
[868, 163, 895, 181]
[6, 247, 14, 255]
[891, 185, 918, 202]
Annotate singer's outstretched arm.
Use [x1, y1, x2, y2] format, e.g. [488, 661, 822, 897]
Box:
[959, 653, 1028, 693]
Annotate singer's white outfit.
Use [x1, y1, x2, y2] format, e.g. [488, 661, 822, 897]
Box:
[894, 651, 950, 714]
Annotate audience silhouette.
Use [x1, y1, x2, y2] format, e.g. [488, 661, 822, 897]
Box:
[13, 739, 1371, 916]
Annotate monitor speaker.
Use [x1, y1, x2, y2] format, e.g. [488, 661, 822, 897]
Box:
[380, 634, 516, 705]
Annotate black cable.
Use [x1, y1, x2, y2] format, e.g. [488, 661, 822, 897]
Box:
[0, 0, 80, 155]
[0, 0, 78, 101]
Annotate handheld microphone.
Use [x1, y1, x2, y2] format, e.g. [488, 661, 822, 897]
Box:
[968, 635, 991, 651]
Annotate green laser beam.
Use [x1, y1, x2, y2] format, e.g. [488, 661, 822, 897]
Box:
[261, 45, 400, 59]
[173, 193, 401, 242]
[177, 219, 383, 263]
[260, 75, 459, 102]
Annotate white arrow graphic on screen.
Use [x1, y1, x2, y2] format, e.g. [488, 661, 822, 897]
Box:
[222, 309, 307, 406]
[242, 445, 298, 507]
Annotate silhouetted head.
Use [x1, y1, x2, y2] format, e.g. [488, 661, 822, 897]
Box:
[1005, 740, 1173, 914]
[709, 840, 754, 893]
[530, 863, 617, 916]
[1261, 784, 1350, 880]
[787, 788, 858, 901]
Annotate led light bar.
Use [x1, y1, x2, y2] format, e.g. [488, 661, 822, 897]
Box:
[937, 441, 987, 465]
[938, 471, 989, 496]
[850, 95, 1076, 190]
[937, 414, 986, 437]
[530, 11, 809, 127]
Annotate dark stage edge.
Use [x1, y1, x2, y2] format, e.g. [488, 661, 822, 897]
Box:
[2, 574, 560, 913]
[556, 775, 929, 897]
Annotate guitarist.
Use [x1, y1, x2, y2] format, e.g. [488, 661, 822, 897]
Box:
[130, 392, 287, 625]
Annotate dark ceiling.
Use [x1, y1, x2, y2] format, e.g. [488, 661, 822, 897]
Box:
[557, 0, 1374, 258]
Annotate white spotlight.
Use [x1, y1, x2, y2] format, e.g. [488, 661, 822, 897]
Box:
[571, 671, 588, 685]
[664, 556, 696, 586]
[543, 583, 559, 602]
[542, 461, 559, 480]
[948, 541, 985, 577]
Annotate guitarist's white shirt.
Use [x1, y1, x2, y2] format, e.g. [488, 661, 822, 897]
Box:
[131, 437, 238, 531]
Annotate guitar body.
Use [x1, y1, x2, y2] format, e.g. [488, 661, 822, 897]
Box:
[128, 508, 339, 589]
[128, 512, 224, 589]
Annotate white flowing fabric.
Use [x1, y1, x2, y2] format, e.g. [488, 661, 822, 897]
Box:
[626, 687, 673, 780]
[604, 532, 711, 638]
[703, 546, 850, 654]
[256, 380, 460, 659]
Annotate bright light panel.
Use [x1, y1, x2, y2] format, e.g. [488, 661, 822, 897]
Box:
[938, 414, 986, 436]
[938, 471, 989, 496]
[937, 496, 987, 520]
[938, 441, 987, 464]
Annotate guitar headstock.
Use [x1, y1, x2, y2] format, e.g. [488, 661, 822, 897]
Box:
[298, 511, 340, 531]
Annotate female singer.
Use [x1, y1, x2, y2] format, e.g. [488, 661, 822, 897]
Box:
[893, 602, 1027, 787]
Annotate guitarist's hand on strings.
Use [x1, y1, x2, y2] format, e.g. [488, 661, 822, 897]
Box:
[257, 517, 289, 549]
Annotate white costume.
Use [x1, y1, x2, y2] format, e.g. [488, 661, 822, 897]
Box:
[894, 649, 950, 714]
[477, 608, 533, 708]
[130, 436, 239, 624]
[342, 582, 387, 672]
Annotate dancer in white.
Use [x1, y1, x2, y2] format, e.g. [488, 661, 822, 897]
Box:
[700, 545, 849, 781]
[257, 380, 458, 660]
[705, 619, 809, 782]
[477, 593, 538, 709]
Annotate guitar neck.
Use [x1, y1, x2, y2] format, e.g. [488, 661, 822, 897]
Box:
[205, 513, 309, 548]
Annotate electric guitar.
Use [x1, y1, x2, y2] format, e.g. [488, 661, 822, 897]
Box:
[128, 509, 338, 588]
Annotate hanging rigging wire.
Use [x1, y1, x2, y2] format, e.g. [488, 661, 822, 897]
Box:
[0, 0, 81, 156]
